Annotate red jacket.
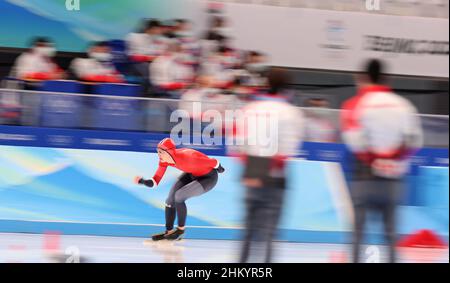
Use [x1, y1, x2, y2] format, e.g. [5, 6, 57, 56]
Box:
[151, 138, 219, 186]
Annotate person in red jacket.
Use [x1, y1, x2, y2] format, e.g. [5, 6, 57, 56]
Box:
[134, 138, 225, 241]
[341, 59, 423, 263]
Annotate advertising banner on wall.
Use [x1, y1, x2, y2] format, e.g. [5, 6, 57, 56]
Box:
[222, 3, 449, 77]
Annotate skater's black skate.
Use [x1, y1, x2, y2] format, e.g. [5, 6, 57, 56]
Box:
[164, 228, 185, 241]
[151, 231, 169, 241]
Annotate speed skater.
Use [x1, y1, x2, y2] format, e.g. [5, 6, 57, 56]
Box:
[134, 138, 225, 241]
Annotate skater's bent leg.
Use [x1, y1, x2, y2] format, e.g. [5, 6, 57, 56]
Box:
[165, 205, 176, 231]
[175, 202, 188, 228]
[174, 180, 208, 228]
[165, 174, 192, 231]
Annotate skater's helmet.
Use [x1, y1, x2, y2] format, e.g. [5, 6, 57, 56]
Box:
[157, 138, 176, 156]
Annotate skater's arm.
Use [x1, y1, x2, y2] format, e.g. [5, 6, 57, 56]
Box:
[134, 176, 156, 188]
[151, 163, 168, 186]
[134, 163, 168, 188]
[213, 160, 225, 173]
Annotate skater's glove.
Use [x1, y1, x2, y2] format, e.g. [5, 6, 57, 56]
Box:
[216, 164, 225, 174]
[134, 176, 155, 188]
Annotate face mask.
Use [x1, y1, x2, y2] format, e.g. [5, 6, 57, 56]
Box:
[36, 46, 56, 57]
[90, 52, 112, 62]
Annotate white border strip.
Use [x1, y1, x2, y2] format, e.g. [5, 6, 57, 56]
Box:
[323, 162, 355, 229]
[0, 218, 242, 230]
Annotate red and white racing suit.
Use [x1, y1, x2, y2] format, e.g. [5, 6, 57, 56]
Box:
[341, 85, 423, 178]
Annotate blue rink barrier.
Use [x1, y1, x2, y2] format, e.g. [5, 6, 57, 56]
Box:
[39, 81, 84, 128]
[91, 84, 142, 131]
[0, 125, 448, 243]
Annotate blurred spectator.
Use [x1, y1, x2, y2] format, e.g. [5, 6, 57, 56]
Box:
[207, 15, 231, 40]
[162, 20, 175, 39]
[180, 75, 238, 121]
[237, 67, 304, 263]
[150, 42, 194, 98]
[126, 19, 165, 63]
[201, 46, 238, 89]
[174, 19, 193, 39]
[201, 16, 229, 59]
[341, 59, 424, 263]
[11, 37, 65, 81]
[243, 51, 269, 88]
[70, 41, 125, 83]
[174, 19, 201, 66]
[303, 98, 338, 143]
[126, 19, 166, 96]
[228, 77, 255, 103]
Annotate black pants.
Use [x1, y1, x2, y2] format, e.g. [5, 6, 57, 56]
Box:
[350, 177, 402, 263]
[164, 169, 218, 231]
[240, 187, 285, 263]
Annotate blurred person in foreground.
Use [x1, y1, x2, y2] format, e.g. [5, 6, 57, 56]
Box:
[70, 41, 124, 83]
[304, 98, 338, 143]
[12, 37, 65, 81]
[341, 59, 423, 263]
[236, 68, 304, 263]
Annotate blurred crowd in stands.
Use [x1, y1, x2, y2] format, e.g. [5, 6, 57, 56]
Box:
[8, 14, 270, 101]
[1, 9, 344, 141]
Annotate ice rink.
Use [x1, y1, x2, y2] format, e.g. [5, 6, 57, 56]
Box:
[0, 233, 448, 263]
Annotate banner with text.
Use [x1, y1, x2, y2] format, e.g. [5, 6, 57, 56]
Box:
[223, 3, 449, 77]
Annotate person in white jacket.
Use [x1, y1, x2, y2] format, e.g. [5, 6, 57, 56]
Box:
[200, 46, 239, 89]
[70, 41, 124, 83]
[12, 37, 65, 81]
[126, 19, 168, 95]
[236, 68, 304, 263]
[150, 43, 194, 98]
[341, 59, 423, 263]
[179, 75, 238, 134]
[126, 19, 166, 63]
[173, 19, 201, 66]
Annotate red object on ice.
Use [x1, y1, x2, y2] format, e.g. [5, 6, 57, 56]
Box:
[43, 231, 61, 252]
[329, 251, 348, 263]
[397, 229, 447, 248]
[208, 2, 224, 11]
